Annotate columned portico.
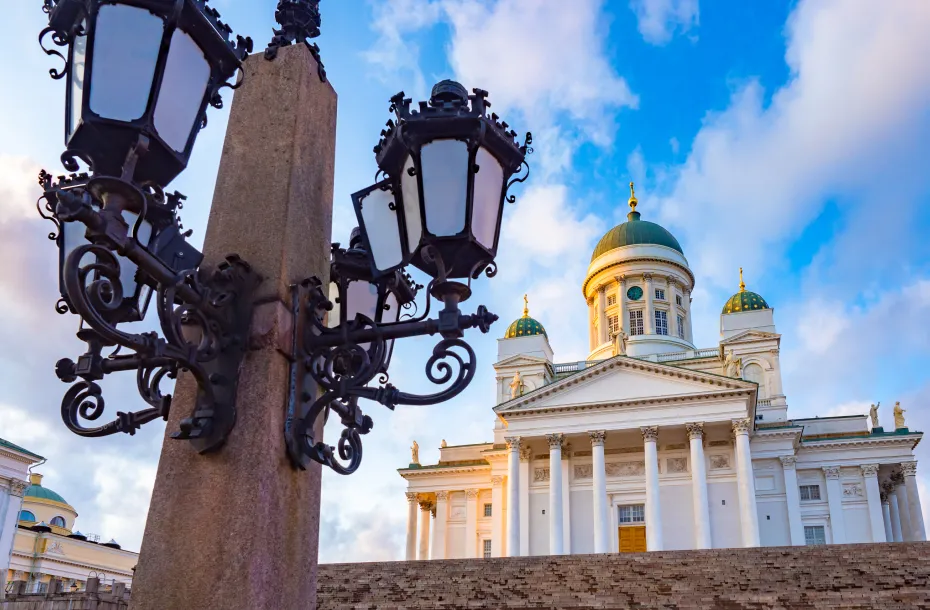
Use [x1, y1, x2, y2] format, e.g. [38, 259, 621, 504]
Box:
[822, 466, 846, 544]
[418, 499, 432, 560]
[641, 426, 663, 551]
[547, 434, 565, 555]
[901, 462, 926, 541]
[732, 418, 760, 547]
[405, 492, 419, 560]
[885, 481, 904, 542]
[780, 456, 805, 545]
[686, 423, 711, 549]
[590, 430, 610, 553]
[505, 436, 521, 557]
[464, 489, 479, 558]
[860, 464, 886, 543]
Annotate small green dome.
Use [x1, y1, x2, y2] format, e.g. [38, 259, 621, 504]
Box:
[591, 185, 682, 261]
[504, 296, 547, 338]
[25, 479, 70, 506]
[722, 269, 769, 314]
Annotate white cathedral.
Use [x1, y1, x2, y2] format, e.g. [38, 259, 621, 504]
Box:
[399, 186, 925, 561]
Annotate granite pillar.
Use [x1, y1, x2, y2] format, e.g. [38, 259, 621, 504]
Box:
[130, 45, 336, 610]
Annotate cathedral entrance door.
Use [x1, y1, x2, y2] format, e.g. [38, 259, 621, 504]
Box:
[618, 526, 647, 553]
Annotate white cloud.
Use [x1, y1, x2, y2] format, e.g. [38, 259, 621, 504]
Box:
[362, 0, 443, 97]
[630, 0, 699, 45]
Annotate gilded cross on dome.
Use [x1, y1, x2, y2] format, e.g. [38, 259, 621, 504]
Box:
[523, 294, 529, 317]
[628, 181, 638, 212]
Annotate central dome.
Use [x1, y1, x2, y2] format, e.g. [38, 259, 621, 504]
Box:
[591, 183, 683, 261]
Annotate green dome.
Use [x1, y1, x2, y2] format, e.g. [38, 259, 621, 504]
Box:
[505, 316, 547, 339]
[591, 210, 683, 261]
[722, 290, 769, 314]
[26, 483, 69, 506]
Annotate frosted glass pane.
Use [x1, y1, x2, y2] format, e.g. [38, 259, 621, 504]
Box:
[67, 22, 87, 139]
[117, 211, 153, 300]
[401, 155, 422, 254]
[360, 187, 403, 272]
[346, 281, 379, 322]
[420, 140, 468, 236]
[383, 291, 398, 364]
[472, 147, 504, 249]
[89, 5, 163, 121]
[154, 29, 211, 152]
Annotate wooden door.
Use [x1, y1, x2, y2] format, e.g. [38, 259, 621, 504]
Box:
[618, 526, 647, 553]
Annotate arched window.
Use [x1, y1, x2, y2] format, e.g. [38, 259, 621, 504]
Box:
[18, 510, 36, 522]
[743, 363, 766, 397]
[50, 516, 66, 528]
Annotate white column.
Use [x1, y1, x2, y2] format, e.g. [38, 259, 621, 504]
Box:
[894, 477, 912, 541]
[860, 464, 886, 543]
[432, 491, 449, 560]
[822, 466, 846, 544]
[902, 462, 926, 541]
[547, 434, 565, 555]
[881, 495, 894, 543]
[732, 418, 760, 547]
[588, 299, 596, 352]
[641, 426, 663, 551]
[418, 499, 432, 560]
[644, 274, 655, 334]
[616, 276, 628, 336]
[464, 489, 479, 558]
[780, 456, 805, 546]
[886, 481, 904, 542]
[686, 423, 712, 549]
[505, 436, 521, 557]
[405, 492, 419, 560]
[561, 445, 572, 553]
[590, 431, 610, 553]
[519, 447, 530, 556]
[597, 286, 608, 345]
[490, 476, 504, 557]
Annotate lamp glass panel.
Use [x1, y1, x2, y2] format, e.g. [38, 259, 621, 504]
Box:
[154, 29, 211, 152]
[360, 186, 404, 272]
[346, 280, 380, 352]
[420, 139, 468, 236]
[67, 21, 87, 139]
[383, 291, 399, 368]
[61, 220, 95, 288]
[401, 155, 422, 254]
[89, 5, 164, 121]
[114, 210, 153, 306]
[471, 147, 505, 249]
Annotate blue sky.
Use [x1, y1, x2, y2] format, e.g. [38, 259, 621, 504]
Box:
[2, 0, 930, 562]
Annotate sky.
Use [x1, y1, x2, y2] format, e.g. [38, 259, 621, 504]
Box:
[2, 0, 930, 562]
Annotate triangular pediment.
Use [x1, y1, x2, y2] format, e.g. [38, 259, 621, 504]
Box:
[494, 356, 756, 413]
[494, 354, 549, 369]
[720, 330, 780, 345]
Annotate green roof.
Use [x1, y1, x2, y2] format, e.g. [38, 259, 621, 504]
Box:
[0, 437, 43, 460]
[591, 210, 683, 261]
[505, 315, 547, 339]
[26, 483, 70, 506]
[722, 290, 769, 315]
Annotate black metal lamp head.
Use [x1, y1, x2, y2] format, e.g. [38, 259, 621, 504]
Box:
[358, 80, 533, 281]
[41, 0, 252, 187]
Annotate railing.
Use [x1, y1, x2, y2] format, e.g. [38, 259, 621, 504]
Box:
[552, 360, 602, 374]
[550, 347, 720, 377]
[757, 398, 772, 407]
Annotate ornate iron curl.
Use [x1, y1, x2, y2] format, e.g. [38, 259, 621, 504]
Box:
[264, 0, 326, 82]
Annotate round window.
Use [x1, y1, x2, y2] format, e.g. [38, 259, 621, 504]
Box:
[626, 286, 643, 301]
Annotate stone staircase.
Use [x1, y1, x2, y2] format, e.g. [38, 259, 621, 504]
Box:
[317, 542, 930, 609]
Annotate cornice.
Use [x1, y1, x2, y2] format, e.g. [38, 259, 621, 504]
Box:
[499, 388, 755, 418]
[800, 434, 922, 451]
[584, 257, 695, 297]
[398, 464, 492, 479]
[11, 551, 135, 576]
[0, 447, 42, 465]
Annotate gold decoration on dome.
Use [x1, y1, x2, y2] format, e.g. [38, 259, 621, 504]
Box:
[523, 293, 529, 317]
[739, 267, 746, 293]
[628, 182, 638, 211]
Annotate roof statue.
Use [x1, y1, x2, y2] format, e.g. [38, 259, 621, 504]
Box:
[723, 349, 742, 378]
[510, 371, 525, 400]
[410, 440, 420, 465]
[441, 439, 448, 448]
[614, 329, 628, 356]
[894, 402, 906, 430]
[870, 402, 880, 428]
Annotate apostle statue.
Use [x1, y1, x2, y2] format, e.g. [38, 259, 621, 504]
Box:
[894, 402, 907, 430]
[510, 371, 525, 399]
[869, 402, 880, 428]
[441, 439, 448, 448]
[614, 330, 628, 356]
[724, 350, 742, 378]
[411, 440, 420, 465]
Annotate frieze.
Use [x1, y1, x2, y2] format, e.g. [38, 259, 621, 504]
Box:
[534, 468, 550, 482]
[573, 451, 593, 457]
[709, 455, 730, 470]
[605, 461, 645, 477]
[708, 440, 730, 447]
[606, 447, 642, 455]
[574, 464, 593, 479]
[667, 457, 688, 474]
[842, 483, 863, 497]
[665, 443, 687, 451]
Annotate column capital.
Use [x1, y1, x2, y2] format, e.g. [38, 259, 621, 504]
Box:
[822, 465, 841, 479]
[435, 491, 449, 502]
[519, 447, 532, 462]
[779, 455, 797, 469]
[589, 430, 607, 446]
[491, 475, 504, 487]
[505, 436, 521, 451]
[731, 418, 752, 436]
[546, 433, 565, 449]
[901, 461, 918, 477]
[860, 463, 880, 477]
[685, 422, 704, 440]
[465, 488, 480, 500]
[643, 273, 654, 282]
[9, 479, 28, 497]
[615, 275, 627, 286]
[640, 426, 659, 442]
[405, 491, 419, 503]
[597, 285, 606, 294]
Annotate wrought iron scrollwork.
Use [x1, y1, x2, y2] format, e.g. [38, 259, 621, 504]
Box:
[264, 0, 326, 82]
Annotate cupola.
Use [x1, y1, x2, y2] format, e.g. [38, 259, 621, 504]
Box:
[722, 268, 770, 314]
[504, 295, 547, 339]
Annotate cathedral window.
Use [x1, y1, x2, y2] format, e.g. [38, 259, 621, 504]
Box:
[677, 315, 685, 339]
[629, 311, 644, 335]
[618, 504, 645, 523]
[18, 510, 36, 522]
[804, 525, 826, 546]
[607, 294, 617, 306]
[676, 294, 683, 306]
[50, 516, 66, 528]
[608, 315, 619, 336]
[482, 539, 492, 558]
[799, 485, 821, 501]
[655, 310, 668, 335]
[655, 288, 666, 300]
[483, 503, 492, 517]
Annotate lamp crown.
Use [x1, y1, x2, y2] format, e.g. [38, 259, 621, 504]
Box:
[430, 80, 468, 106]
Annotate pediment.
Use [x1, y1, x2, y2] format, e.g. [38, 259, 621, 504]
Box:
[494, 356, 756, 413]
[494, 354, 550, 369]
[720, 330, 780, 345]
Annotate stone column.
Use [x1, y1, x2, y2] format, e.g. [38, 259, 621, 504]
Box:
[616, 276, 628, 336]
[644, 274, 655, 334]
[881, 493, 894, 543]
[490, 476, 504, 557]
[561, 444, 572, 553]
[902, 462, 926, 541]
[587, 299, 596, 352]
[860, 464, 886, 543]
[683, 288, 694, 342]
[505, 437, 521, 557]
[130, 45, 336, 610]
[519, 447, 531, 556]
[418, 499, 432, 560]
[590, 431, 610, 553]
[432, 491, 449, 560]
[546, 434, 565, 555]
[686, 423, 712, 549]
[597, 286, 608, 345]
[732, 419, 760, 547]
[885, 481, 904, 542]
[780, 456, 805, 546]
[464, 489, 479, 558]
[894, 475, 913, 541]
[822, 466, 846, 544]
[405, 492, 419, 560]
[641, 426, 663, 551]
